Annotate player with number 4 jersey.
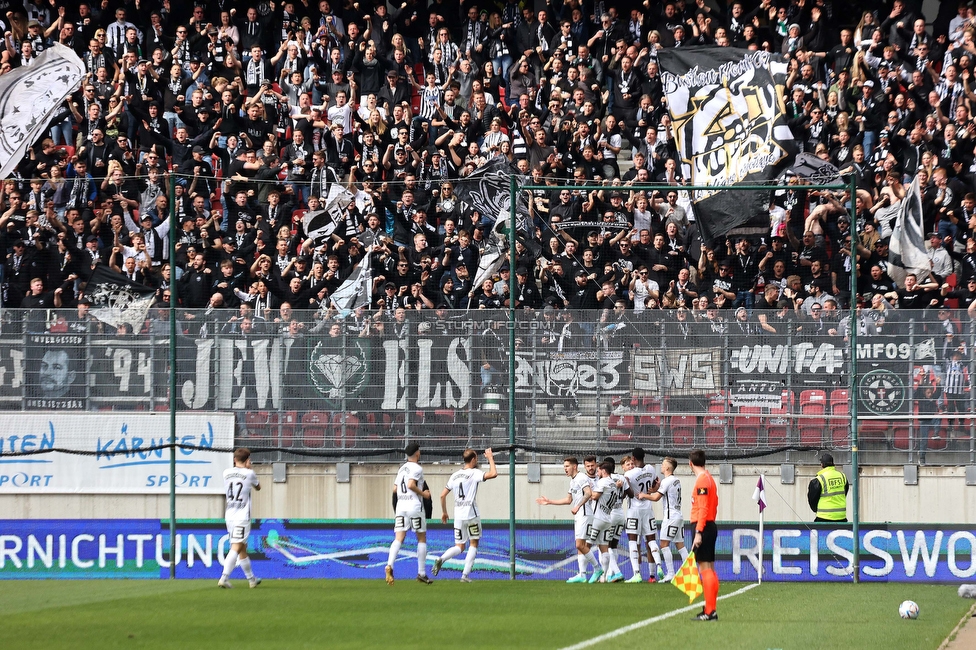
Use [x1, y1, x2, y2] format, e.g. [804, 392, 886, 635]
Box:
[218, 448, 262, 589]
[432, 448, 498, 582]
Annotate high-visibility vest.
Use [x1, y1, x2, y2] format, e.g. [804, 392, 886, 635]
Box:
[816, 466, 848, 521]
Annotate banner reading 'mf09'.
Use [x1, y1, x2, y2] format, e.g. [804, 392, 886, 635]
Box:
[1, 521, 974, 582]
[658, 48, 796, 242]
[0, 414, 233, 493]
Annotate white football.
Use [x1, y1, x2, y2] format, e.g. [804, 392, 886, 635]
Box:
[899, 600, 919, 619]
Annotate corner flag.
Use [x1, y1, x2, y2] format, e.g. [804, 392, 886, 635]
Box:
[670, 552, 703, 603]
[752, 475, 766, 513]
[752, 474, 767, 583]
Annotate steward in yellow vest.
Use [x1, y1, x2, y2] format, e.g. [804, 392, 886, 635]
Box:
[807, 453, 849, 522]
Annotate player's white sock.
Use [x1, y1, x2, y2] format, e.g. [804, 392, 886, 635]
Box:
[628, 540, 641, 575]
[387, 539, 402, 568]
[576, 553, 588, 575]
[679, 546, 689, 563]
[440, 545, 463, 563]
[648, 541, 662, 576]
[608, 549, 621, 575]
[221, 550, 239, 578]
[462, 546, 477, 577]
[238, 556, 254, 580]
[585, 549, 599, 568]
[417, 542, 428, 577]
[649, 540, 662, 564]
[599, 550, 610, 573]
[661, 546, 674, 577]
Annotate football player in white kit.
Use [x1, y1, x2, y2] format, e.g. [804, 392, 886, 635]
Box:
[588, 459, 627, 583]
[536, 455, 601, 583]
[623, 447, 664, 582]
[219, 448, 262, 588]
[386, 442, 433, 585]
[638, 456, 688, 581]
[432, 448, 498, 582]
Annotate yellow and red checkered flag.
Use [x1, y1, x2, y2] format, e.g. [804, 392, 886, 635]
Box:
[670, 551, 703, 603]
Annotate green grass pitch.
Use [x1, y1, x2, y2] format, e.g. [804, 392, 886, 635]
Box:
[0, 580, 970, 649]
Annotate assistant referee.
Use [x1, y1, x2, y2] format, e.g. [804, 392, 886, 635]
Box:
[690, 449, 719, 621]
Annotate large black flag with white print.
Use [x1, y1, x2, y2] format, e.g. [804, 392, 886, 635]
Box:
[658, 48, 797, 242]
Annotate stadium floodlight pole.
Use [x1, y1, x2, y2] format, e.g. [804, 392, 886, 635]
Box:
[848, 172, 860, 584]
[508, 174, 517, 581]
[168, 172, 178, 579]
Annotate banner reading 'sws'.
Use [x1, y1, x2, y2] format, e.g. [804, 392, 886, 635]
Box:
[658, 48, 796, 242]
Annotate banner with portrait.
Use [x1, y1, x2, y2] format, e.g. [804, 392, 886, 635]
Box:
[25, 333, 86, 410]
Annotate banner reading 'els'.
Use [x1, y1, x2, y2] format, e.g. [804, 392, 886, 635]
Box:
[658, 48, 796, 242]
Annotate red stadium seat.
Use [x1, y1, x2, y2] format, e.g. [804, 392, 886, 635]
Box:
[670, 415, 696, 448]
[608, 398, 638, 442]
[798, 389, 827, 447]
[331, 412, 359, 448]
[301, 411, 331, 448]
[278, 411, 298, 448]
[892, 423, 911, 450]
[766, 391, 792, 447]
[734, 407, 763, 448]
[637, 396, 664, 444]
[703, 403, 727, 448]
[858, 418, 889, 443]
[829, 389, 850, 448]
[244, 411, 272, 443]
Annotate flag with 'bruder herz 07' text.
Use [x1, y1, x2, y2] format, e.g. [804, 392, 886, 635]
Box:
[658, 48, 797, 243]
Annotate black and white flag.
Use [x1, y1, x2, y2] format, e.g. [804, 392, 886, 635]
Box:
[889, 175, 929, 286]
[471, 211, 510, 292]
[85, 265, 157, 330]
[330, 254, 372, 313]
[789, 153, 840, 185]
[455, 157, 530, 230]
[0, 43, 86, 178]
[658, 48, 796, 242]
[302, 185, 354, 245]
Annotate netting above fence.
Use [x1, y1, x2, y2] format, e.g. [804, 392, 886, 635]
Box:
[0, 307, 972, 465]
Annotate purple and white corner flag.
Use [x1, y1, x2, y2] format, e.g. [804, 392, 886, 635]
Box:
[752, 475, 767, 514]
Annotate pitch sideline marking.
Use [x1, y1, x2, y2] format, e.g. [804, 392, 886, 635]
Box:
[559, 583, 760, 650]
[937, 600, 976, 650]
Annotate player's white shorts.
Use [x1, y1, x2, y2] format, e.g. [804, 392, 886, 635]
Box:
[659, 517, 685, 543]
[394, 507, 427, 533]
[587, 516, 624, 546]
[625, 508, 658, 538]
[226, 519, 250, 544]
[574, 513, 594, 541]
[453, 517, 482, 544]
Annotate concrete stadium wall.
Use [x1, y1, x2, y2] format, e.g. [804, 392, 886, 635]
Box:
[2, 463, 976, 524]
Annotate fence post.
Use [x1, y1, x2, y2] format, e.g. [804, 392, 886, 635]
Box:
[508, 175, 517, 580]
[848, 171, 860, 584]
[167, 174, 178, 579]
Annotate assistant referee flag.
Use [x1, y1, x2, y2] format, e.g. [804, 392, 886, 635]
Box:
[671, 552, 703, 603]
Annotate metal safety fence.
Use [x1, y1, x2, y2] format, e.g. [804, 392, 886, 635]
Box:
[0, 306, 973, 466]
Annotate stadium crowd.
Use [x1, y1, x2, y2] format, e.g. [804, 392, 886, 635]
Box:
[0, 0, 973, 332]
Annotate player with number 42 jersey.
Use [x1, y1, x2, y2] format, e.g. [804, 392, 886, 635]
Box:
[218, 448, 262, 589]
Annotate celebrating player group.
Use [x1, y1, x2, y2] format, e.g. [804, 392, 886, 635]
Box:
[379, 443, 689, 586]
[537, 448, 688, 584]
